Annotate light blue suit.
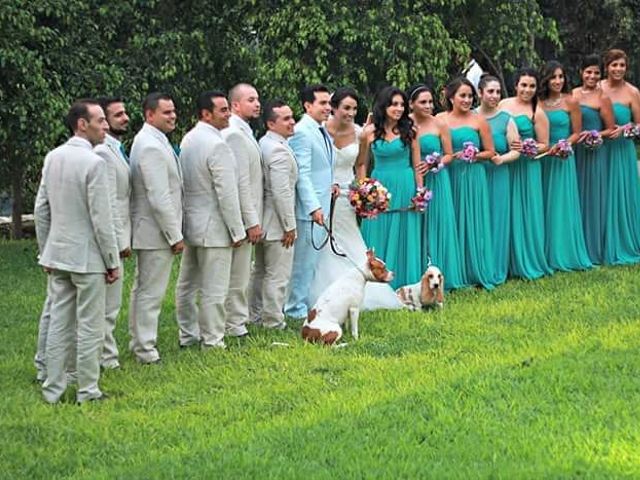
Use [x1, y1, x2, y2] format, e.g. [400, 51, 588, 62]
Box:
[285, 114, 334, 318]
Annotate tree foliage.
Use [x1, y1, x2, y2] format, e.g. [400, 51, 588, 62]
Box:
[538, 0, 640, 82]
[247, 0, 469, 112]
[4, 0, 636, 237]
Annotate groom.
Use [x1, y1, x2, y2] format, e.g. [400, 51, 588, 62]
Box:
[285, 84, 334, 320]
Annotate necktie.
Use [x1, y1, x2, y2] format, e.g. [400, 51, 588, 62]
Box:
[319, 127, 332, 158]
[118, 144, 129, 164]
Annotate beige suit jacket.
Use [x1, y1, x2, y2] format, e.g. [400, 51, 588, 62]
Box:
[94, 134, 131, 252]
[180, 122, 245, 246]
[259, 131, 298, 241]
[130, 123, 183, 250]
[222, 114, 263, 229]
[35, 136, 119, 273]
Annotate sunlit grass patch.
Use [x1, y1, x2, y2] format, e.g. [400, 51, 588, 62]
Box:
[1, 240, 639, 478]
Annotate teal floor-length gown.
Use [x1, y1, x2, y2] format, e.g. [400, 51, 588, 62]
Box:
[575, 105, 607, 264]
[603, 103, 640, 264]
[509, 115, 553, 279]
[361, 137, 422, 288]
[542, 110, 592, 271]
[484, 111, 511, 285]
[419, 134, 467, 290]
[448, 126, 495, 289]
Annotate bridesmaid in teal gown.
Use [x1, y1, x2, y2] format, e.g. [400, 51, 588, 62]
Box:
[572, 55, 615, 265]
[356, 86, 423, 288]
[539, 61, 592, 271]
[477, 75, 521, 285]
[441, 77, 496, 289]
[499, 68, 553, 280]
[408, 83, 467, 290]
[601, 49, 640, 264]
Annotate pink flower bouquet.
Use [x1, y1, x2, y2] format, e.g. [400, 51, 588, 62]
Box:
[521, 138, 538, 157]
[460, 142, 479, 163]
[623, 123, 640, 140]
[555, 139, 573, 158]
[411, 186, 433, 212]
[583, 130, 603, 149]
[424, 152, 444, 173]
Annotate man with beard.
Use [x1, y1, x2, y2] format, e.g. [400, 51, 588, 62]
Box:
[94, 97, 131, 369]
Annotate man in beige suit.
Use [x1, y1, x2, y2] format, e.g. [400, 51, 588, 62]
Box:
[129, 92, 184, 364]
[35, 99, 120, 403]
[222, 83, 263, 337]
[176, 91, 246, 348]
[34, 97, 131, 380]
[94, 97, 131, 369]
[249, 101, 298, 329]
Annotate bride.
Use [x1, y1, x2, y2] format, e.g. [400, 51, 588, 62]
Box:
[308, 87, 403, 310]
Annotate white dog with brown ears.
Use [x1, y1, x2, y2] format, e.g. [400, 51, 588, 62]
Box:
[301, 249, 394, 345]
[395, 264, 445, 311]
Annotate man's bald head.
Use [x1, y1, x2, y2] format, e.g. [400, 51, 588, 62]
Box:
[229, 83, 261, 121]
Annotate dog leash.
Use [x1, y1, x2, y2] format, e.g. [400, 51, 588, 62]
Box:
[310, 192, 376, 278]
[311, 191, 347, 258]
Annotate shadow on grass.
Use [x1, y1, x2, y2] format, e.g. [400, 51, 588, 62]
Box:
[44, 339, 639, 479]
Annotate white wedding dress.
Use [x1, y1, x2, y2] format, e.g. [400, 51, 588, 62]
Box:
[308, 131, 403, 310]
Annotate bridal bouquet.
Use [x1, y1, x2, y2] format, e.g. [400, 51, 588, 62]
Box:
[424, 151, 444, 173]
[583, 130, 603, 149]
[521, 138, 538, 157]
[411, 186, 433, 212]
[460, 142, 479, 163]
[623, 123, 640, 140]
[349, 177, 391, 218]
[555, 139, 573, 158]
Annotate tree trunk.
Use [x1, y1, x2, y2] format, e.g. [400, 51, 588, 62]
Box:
[11, 162, 24, 240]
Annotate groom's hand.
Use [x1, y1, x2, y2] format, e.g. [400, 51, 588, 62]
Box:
[311, 209, 324, 226]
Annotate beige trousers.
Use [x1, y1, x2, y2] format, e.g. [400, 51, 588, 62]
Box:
[176, 245, 233, 347]
[249, 240, 295, 327]
[128, 249, 174, 363]
[101, 263, 124, 368]
[35, 278, 53, 382]
[42, 269, 106, 403]
[224, 241, 251, 336]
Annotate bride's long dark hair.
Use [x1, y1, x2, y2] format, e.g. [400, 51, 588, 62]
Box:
[372, 86, 415, 147]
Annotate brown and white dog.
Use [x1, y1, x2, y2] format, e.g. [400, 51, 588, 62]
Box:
[395, 265, 445, 311]
[301, 249, 394, 345]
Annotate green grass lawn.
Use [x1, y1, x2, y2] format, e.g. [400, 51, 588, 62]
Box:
[1, 240, 640, 479]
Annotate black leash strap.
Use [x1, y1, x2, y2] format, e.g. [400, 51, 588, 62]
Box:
[310, 191, 347, 258]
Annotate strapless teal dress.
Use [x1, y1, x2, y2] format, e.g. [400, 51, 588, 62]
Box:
[603, 103, 640, 264]
[575, 105, 608, 264]
[542, 110, 592, 271]
[509, 115, 553, 279]
[484, 111, 511, 285]
[448, 126, 495, 289]
[361, 137, 423, 288]
[419, 134, 467, 290]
